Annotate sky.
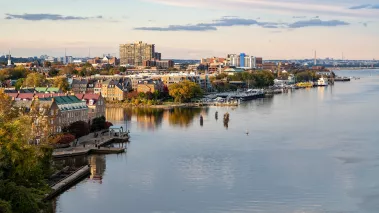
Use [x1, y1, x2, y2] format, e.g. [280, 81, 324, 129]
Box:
[0, 0, 378, 60]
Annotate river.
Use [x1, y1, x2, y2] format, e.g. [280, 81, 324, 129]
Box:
[55, 69, 379, 213]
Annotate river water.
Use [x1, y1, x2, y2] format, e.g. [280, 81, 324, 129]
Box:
[55, 70, 379, 213]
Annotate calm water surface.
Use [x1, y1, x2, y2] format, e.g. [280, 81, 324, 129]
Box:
[56, 70, 379, 213]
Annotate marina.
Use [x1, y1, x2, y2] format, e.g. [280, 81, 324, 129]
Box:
[55, 70, 379, 213]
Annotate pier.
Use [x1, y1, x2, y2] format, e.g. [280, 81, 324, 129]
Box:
[45, 165, 91, 200]
[53, 146, 125, 158]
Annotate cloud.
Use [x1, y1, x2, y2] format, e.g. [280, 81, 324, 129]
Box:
[5, 13, 103, 21]
[135, 17, 285, 31]
[134, 25, 217, 31]
[144, 0, 379, 19]
[293, 16, 307, 19]
[349, 4, 379, 9]
[288, 19, 349, 28]
[135, 17, 350, 31]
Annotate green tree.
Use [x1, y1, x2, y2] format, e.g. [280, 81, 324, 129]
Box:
[11, 67, 28, 79]
[52, 77, 69, 92]
[168, 81, 203, 103]
[23, 73, 46, 87]
[15, 78, 24, 90]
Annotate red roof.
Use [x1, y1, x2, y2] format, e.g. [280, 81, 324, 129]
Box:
[7, 93, 19, 99]
[17, 93, 34, 100]
[75, 93, 101, 105]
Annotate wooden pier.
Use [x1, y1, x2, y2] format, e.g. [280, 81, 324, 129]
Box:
[53, 147, 125, 159]
[45, 165, 91, 200]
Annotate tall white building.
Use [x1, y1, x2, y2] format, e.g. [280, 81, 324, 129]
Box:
[227, 54, 256, 69]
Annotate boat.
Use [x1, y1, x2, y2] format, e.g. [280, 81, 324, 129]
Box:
[316, 77, 328, 86]
[215, 89, 265, 102]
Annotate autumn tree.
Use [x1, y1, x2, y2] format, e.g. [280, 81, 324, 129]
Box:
[66, 121, 90, 138]
[168, 80, 203, 103]
[0, 89, 53, 213]
[23, 73, 46, 87]
[53, 77, 69, 92]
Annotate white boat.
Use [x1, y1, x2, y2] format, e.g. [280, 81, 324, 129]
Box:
[316, 77, 328, 86]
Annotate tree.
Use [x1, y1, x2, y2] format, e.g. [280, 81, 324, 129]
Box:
[48, 68, 59, 77]
[23, 73, 46, 87]
[90, 116, 107, 132]
[59, 65, 75, 75]
[11, 66, 28, 79]
[67, 121, 90, 138]
[168, 81, 203, 103]
[43, 61, 51, 68]
[15, 78, 24, 90]
[0, 69, 10, 81]
[53, 77, 69, 92]
[50, 134, 75, 145]
[0, 89, 53, 212]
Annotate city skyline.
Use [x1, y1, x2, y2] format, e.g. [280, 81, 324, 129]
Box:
[0, 0, 378, 60]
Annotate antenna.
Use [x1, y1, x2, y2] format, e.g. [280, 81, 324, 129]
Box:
[89, 48, 91, 58]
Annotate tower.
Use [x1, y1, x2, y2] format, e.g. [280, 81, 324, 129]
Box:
[314, 50, 317, 65]
[7, 50, 11, 66]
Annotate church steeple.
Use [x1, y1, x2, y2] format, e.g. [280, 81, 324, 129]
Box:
[7, 50, 11, 66]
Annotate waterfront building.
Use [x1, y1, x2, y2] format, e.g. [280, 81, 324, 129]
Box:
[101, 78, 132, 101]
[37, 95, 88, 132]
[119, 41, 155, 66]
[71, 79, 89, 94]
[160, 73, 210, 91]
[136, 79, 164, 93]
[75, 93, 106, 121]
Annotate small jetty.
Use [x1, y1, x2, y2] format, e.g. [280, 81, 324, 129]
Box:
[45, 165, 91, 200]
[53, 147, 125, 159]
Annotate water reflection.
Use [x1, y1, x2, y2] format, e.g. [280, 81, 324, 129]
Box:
[127, 108, 164, 131]
[167, 108, 207, 127]
[89, 155, 106, 183]
[106, 108, 131, 122]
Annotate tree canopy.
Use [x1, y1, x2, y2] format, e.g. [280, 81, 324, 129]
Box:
[66, 121, 90, 138]
[168, 81, 203, 103]
[0, 89, 53, 213]
[52, 77, 69, 92]
[23, 73, 46, 87]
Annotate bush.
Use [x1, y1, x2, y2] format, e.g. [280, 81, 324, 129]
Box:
[91, 116, 106, 132]
[0, 181, 39, 213]
[49, 133, 75, 145]
[0, 199, 12, 213]
[67, 121, 90, 138]
[104, 122, 113, 129]
[57, 134, 75, 145]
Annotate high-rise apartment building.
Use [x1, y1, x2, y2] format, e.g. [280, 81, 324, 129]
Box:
[227, 53, 257, 69]
[119, 41, 155, 66]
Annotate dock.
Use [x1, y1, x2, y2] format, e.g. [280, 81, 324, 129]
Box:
[45, 165, 91, 200]
[53, 147, 125, 158]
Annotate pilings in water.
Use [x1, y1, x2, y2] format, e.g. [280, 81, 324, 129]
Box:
[223, 113, 230, 129]
[200, 115, 204, 126]
[215, 111, 218, 120]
